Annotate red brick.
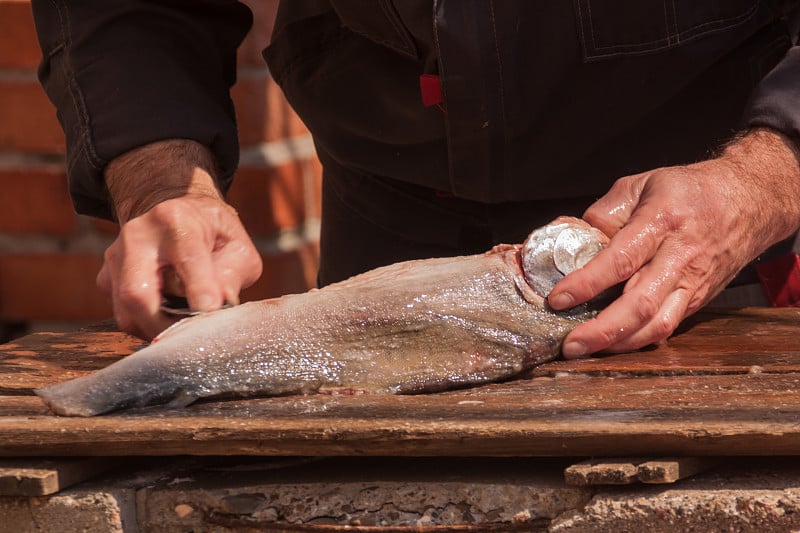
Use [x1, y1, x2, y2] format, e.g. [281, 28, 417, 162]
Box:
[0, 253, 112, 321]
[240, 242, 319, 301]
[227, 159, 320, 237]
[232, 73, 309, 146]
[237, 0, 279, 68]
[88, 154, 320, 239]
[0, 0, 41, 70]
[87, 157, 321, 238]
[0, 244, 318, 322]
[308, 156, 323, 220]
[0, 166, 76, 235]
[0, 80, 64, 153]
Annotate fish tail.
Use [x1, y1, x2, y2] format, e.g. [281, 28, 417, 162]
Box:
[35, 358, 189, 416]
[35, 376, 114, 417]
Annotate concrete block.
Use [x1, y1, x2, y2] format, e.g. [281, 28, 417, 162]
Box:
[0, 490, 137, 533]
[0, 457, 198, 533]
[137, 457, 592, 531]
[551, 458, 800, 532]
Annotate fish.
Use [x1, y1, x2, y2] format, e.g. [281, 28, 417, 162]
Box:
[36, 216, 610, 417]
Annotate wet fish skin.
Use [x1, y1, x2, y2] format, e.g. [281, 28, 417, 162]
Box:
[36, 217, 606, 417]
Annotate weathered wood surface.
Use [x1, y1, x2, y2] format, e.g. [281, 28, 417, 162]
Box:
[636, 457, 722, 484]
[564, 458, 640, 485]
[0, 326, 141, 394]
[0, 308, 799, 457]
[0, 457, 115, 495]
[564, 457, 722, 486]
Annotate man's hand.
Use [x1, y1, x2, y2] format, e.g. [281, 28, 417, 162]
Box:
[96, 140, 262, 340]
[548, 129, 800, 357]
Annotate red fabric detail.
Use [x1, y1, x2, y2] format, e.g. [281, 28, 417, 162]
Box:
[419, 74, 443, 107]
[755, 252, 800, 307]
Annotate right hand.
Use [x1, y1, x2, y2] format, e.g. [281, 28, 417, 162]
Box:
[96, 140, 263, 340]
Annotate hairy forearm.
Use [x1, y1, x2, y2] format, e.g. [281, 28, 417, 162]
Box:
[719, 128, 800, 249]
[104, 139, 223, 223]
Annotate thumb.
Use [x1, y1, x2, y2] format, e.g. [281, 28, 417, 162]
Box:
[583, 171, 649, 237]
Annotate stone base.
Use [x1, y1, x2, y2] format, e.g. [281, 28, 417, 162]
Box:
[1, 457, 799, 532]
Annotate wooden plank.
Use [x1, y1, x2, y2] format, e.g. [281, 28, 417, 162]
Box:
[0, 328, 140, 394]
[636, 457, 721, 484]
[1, 373, 800, 457]
[0, 457, 115, 495]
[564, 458, 641, 485]
[4, 308, 800, 398]
[2, 308, 800, 457]
[531, 308, 800, 377]
[564, 457, 722, 486]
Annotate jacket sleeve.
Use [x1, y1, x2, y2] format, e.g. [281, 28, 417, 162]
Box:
[31, 0, 253, 220]
[743, 45, 800, 140]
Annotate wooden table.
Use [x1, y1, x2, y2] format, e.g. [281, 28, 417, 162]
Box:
[1, 308, 799, 457]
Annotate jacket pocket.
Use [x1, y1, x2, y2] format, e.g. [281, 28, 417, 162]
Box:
[329, 0, 417, 58]
[574, 0, 761, 59]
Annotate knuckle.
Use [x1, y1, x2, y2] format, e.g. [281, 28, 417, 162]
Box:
[102, 243, 121, 265]
[249, 255, 264, 281]
[596, 328, 621, 348]
[582, 206, 603, 226]
[651, 313, 677, 342]
[172, 255, 196, 272]
[116, 284, 148, 310]
[222, 202, 241, 220]
[611, 248, 638, 281]
[686, 293, 707, 315]
[247, 246, 264, 267]
[634, 292, 661, 324]
[224, 243, 264, 283]
[657, 206, 686, 227]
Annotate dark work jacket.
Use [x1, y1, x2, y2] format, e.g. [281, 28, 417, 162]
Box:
[32, 0, 800, 219]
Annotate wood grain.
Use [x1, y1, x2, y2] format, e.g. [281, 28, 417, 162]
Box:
[636, 457, 722, 484]
[1, 308, 799, 457]
[0, 328, 140, 394]
[564, 457, 722, 485]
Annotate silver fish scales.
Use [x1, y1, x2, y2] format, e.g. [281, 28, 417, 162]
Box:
[36, 217, 609, 416]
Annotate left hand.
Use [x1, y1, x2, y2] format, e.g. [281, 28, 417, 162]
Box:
[548, 128, 800, 358]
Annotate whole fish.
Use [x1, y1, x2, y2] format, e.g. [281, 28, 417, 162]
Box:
[36, 217, 609, 416]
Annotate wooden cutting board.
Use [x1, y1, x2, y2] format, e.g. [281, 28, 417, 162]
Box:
[1, 308, 799, 457]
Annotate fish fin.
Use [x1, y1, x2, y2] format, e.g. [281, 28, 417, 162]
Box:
[165, 389, 198, 409]
[35, 386, 99, 417]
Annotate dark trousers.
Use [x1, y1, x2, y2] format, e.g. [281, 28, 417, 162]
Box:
[316, 152, 596, 286]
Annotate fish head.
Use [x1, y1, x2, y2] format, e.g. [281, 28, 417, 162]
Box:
[520, 216, 611, 303]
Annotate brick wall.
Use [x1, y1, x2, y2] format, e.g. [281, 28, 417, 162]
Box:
[0, 0, 321, 339]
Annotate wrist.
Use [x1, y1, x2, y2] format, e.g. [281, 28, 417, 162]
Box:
[104, 139, 223, 223]
[719, 127, 800, 242]
[721, 128, 800, 170]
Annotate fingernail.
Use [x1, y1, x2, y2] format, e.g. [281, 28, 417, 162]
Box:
[562, 341, 589, 359]
[549, 292, 574, 310]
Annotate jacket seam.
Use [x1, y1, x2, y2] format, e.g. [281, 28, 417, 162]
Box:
[379, 0, 416, 56]
[52, 0, 105, 174]
[577, 0, 762, 58]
